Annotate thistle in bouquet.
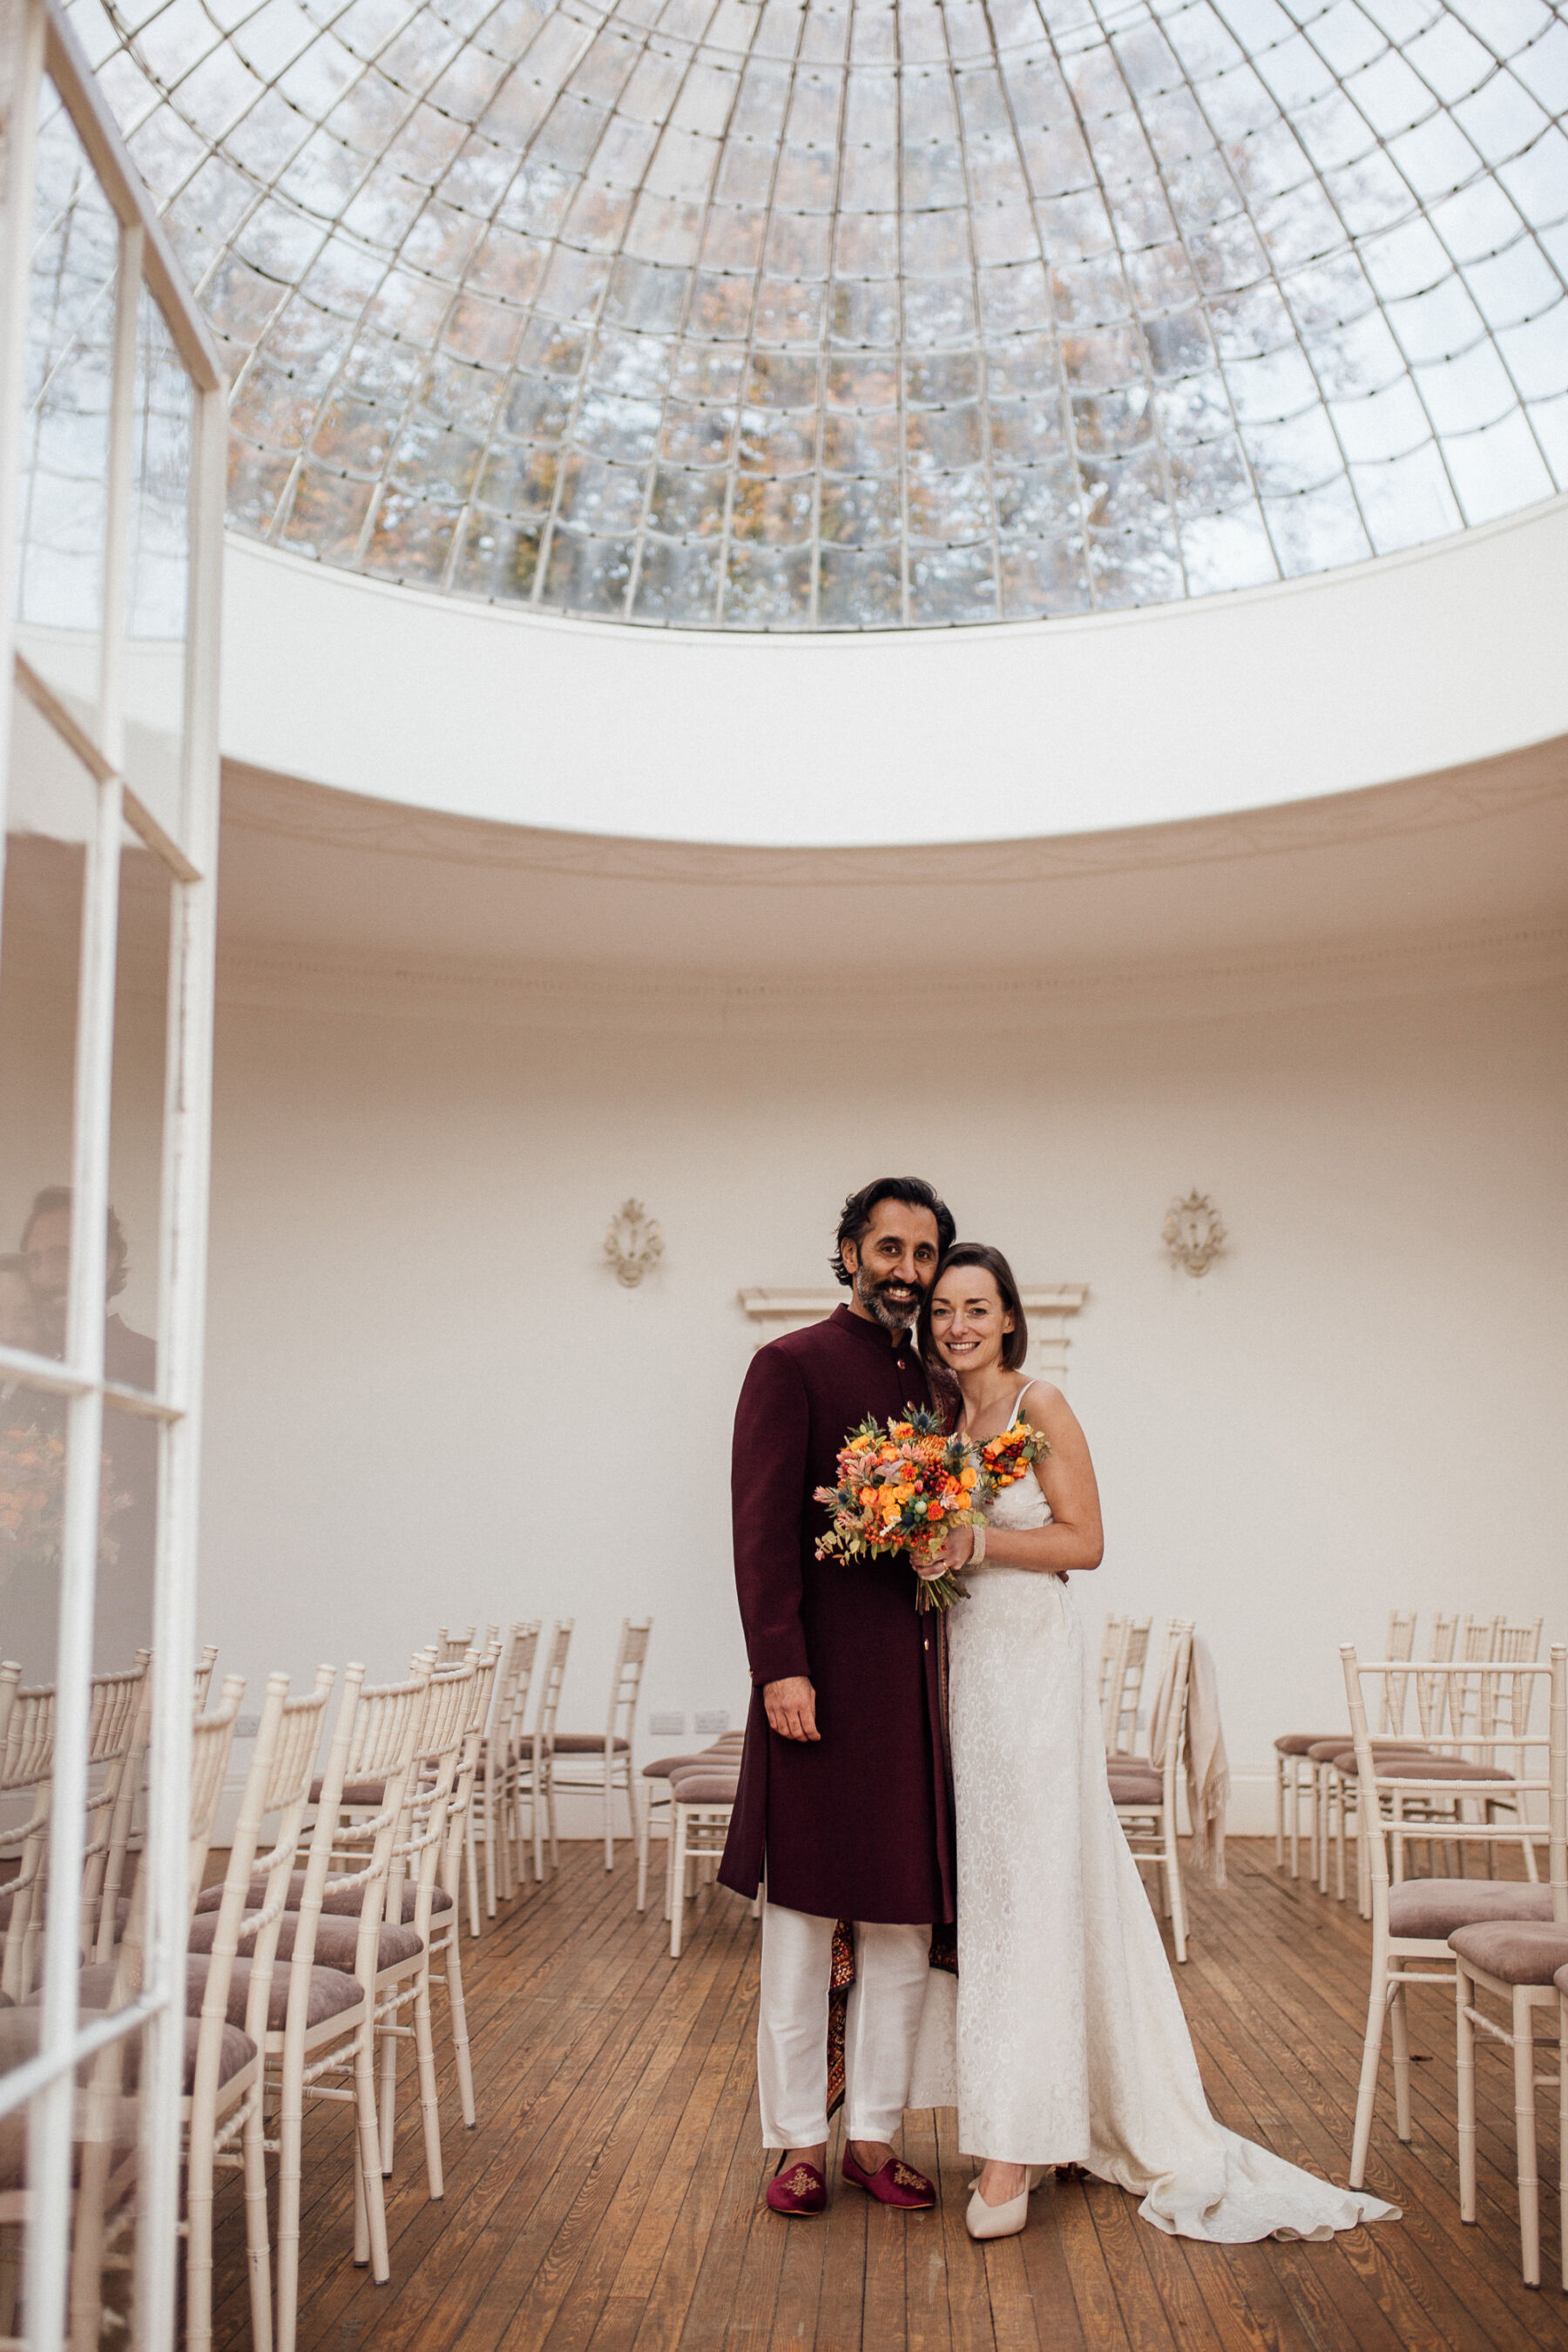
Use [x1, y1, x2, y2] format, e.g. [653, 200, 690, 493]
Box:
[813, 1406, 985, 1612]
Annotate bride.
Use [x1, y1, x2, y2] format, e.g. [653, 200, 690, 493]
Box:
[911, 1241, 1397, 2247]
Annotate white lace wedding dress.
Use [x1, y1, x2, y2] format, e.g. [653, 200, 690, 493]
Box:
[909, 1394, 1397, 2242]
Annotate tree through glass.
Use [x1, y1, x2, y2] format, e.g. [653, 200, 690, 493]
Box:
[64, 0, 1568, 628]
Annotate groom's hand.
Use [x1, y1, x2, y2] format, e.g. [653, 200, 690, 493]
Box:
[764, 1676, 820, 1742]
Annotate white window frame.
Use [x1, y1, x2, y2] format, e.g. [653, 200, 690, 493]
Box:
[0, 2, 225, 2343]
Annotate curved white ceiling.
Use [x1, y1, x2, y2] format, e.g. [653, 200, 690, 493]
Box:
[220, 491, 1568, 843]
[71, 0, 1568, 632]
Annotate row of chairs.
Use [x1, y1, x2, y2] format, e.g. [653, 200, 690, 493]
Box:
[461, 1616, 652, 1928]
[0, 1647, 221, 2004]
[639, 1617, 1201, 1965]
[1339, 1646, 1567, 2288]
[1274, 1610, 1545, 1893]
[0, 1636, 494, 2352]
[0, 1611, 659, 2348]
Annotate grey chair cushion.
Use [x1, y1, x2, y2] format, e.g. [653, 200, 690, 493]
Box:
[26, 1968, 270, 2075]
[0, 2011, 255, 2187]
[186, 1910, 422, 1972]
[1307, 1739, 1432, 1766]
[668, 1771, 740, 1804]
[1108, 1765, 1163, 1805]
[1378, 1758, 1515, 1783]
[1331, 1746, 1439, 1774]
[308, 1776, 388, 1805]
[550, 1734, 631, 1753]
[1449, 1918, 1568, 1985]
[183, 1952, 362, 2031]
[1387, 1879, 1558, 1939]
[643, 1736, 745, 1781]
[193, 1870, 449, 1923]
[1556, 1963, 1568, 1993]
[1274, 1732, 1347, 1756]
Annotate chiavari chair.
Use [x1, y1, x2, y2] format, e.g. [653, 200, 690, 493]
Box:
[517, 1620, 573, 1882]
[181, 1669, 336, 2352]
[375, 1656, 476, 2199]
[1109, 1620, 1194, 1963]
[6, 1675, 246, 2352]
[638, 1730, 746, 1914]
[1450, 1645, 1566, 2286]
[665, 1754, 742, 1959]
[1274, 1610, 1416, 1884]
[1103, 1617, 1152, 1761]
[1340, 1647, 1561, 2200]
[256, 1661, 426, 2342]
[467, 1619, 539, 1930]
[545, 1619, 652, 1871]
[431, 1639, 499, 2126]
[78, 1656, 152, 1966]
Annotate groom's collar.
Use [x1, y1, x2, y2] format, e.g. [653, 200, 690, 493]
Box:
[830, 1302, 913, 1355]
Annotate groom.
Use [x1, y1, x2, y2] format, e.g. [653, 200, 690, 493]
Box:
[720, 1178, 957, 2215]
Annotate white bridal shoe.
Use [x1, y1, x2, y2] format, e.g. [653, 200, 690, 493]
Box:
[964, 2166, 1050, 2241]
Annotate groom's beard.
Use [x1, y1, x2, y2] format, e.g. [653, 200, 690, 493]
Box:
[854, 1267, 923, 1336]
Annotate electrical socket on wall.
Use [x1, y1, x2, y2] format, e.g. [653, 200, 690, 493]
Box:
[693, 1709, 730, 1734]
[233, 1715, 260, 1739]
[649, 1712, 686, 1735]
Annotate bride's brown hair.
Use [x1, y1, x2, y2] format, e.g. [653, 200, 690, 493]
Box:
[917, 1243, 1030, 1379]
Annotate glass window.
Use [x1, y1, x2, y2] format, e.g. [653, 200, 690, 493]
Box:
[61, 0, 1568, 628]
[14, 82, 117, 718]
[1, 13, 222, 2346]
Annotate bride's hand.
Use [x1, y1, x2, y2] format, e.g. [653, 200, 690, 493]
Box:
[917, 1526, 975, 1578]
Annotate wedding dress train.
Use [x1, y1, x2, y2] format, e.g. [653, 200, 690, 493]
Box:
[910, 1409, 1397, 2243]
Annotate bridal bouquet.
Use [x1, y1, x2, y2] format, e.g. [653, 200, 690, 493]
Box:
[976, 1420, 1045, 1493]
[814, 1408, 977, 1610]
[814, 1408, 1050, 1611]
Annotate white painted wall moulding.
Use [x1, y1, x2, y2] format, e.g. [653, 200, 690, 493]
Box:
[738, 1285, 1086, 1384]
[220, 497, 1568, 848]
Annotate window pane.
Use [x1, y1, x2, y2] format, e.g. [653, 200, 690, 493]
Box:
[0, 1380, 67, 1686]
[125, 289, 193, 846]
[95, 1396, 159, 1678]
[9, 2018, 155, 2334]
[1, 683, 95, 1378]
[106, 832, 170, 1399]
[13, 83, 116, 730]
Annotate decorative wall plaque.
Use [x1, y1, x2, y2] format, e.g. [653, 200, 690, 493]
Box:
[1163, 1192, 1227, 1278]
[605, 1200, 664, 1288]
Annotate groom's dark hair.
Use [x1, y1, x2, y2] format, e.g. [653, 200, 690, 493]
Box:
[830, 1179, 956, 1286]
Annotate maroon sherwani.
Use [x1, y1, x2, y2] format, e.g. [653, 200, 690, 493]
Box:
[718, 1306, 955, 1924]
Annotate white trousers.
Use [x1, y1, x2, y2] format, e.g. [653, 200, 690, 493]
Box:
[757, 1902, 930, 2149]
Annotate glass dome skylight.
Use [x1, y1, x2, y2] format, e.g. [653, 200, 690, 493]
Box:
[69, 0, 1568, 627]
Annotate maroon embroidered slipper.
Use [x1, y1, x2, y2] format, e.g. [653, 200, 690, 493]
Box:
[767, 2159, 828, 2216]
[841, 2150, 936, 2209]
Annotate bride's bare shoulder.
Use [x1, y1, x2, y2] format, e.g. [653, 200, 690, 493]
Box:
[1018, 1380, 1089, 1448]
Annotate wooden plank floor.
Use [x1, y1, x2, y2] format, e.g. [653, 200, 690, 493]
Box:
[208, 1840, 1568, 2351]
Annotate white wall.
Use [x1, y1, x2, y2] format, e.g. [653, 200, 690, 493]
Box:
[220, 497, 1568, 849]
[199, 950, 1568, 1834]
